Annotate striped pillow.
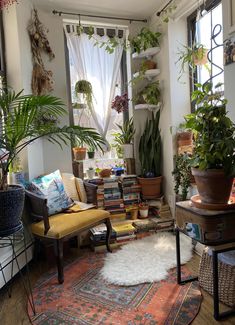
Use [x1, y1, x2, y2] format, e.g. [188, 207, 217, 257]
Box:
[75, 177, 87, 203]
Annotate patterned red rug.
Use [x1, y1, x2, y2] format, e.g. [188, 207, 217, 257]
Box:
[29, 252, 202, 325]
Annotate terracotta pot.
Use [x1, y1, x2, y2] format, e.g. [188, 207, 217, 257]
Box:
[99, 169, 112, 178]
[130, 208, 139, 220]
[191, 168, 234, 204]
[73, 147, 86, 160]
[144, 60, 157, 70]
[138, 176, 163, 199]
[177, 131, 193, 147]
[192, 48, 208, 65]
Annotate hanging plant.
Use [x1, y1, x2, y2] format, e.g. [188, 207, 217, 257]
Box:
[28, 9, 55, 95]
[75, 80, 93, 108]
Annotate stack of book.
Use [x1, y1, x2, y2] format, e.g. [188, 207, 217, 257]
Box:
[159, 204, 172, 219]
[88, 178, 105, 209]
[133, 216, 174, 234]
[89, 221, 136, 252]
[103, 177, 126, 220]
[119, 175, 141, 217]
[112, 221, 136, 243]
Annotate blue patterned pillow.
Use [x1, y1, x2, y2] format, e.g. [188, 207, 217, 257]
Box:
[28, 170, 73, 216]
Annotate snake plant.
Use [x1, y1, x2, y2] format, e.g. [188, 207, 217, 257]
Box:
[139, 110, 162, 177]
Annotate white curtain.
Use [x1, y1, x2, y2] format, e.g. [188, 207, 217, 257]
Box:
[65, 30, 124, 141]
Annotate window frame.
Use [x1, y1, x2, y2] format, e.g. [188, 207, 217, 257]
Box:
[187, 0, 222, 110]
[0, 11, 6, 81]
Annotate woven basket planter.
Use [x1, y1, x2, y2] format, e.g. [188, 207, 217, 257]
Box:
[199, 249, 235, 307]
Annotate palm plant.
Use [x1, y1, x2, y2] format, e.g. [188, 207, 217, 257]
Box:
[0, 88, 105, 190]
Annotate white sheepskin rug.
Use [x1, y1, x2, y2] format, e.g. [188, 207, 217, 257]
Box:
[101, 232, 193, 286]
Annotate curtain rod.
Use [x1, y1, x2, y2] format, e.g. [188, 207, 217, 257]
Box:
[156, 0, 174, 16]
[52, 10, 147, 23]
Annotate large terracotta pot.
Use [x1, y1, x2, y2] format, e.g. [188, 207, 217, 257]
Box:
[137, 176, 163, 199]
[73, 147, 86, 160]
[191, 168, 233, 204]
[177, 131, 193, 147]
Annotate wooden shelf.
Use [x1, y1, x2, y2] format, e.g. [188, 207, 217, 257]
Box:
[132, 47, 160, 59]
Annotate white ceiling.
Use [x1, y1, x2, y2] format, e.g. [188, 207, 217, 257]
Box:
[33, 0, 166, 20]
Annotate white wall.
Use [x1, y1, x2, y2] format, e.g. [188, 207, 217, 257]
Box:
[3, 0, 44, 179]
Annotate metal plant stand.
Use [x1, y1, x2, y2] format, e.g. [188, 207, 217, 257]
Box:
[0, 225, 36, 316]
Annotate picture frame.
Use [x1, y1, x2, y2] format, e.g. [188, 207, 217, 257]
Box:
[228, 0, 235, 35]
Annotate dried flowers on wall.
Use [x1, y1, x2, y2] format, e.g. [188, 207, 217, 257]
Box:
[0, 0, 19, 10]
[28, 9, 55, 95]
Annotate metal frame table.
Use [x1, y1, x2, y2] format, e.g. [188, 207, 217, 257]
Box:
[175, 201, 235, 321]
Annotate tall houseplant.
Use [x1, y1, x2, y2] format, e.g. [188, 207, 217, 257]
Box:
[138, 110, 163, 199]
[130, 27, 161, 54]
[185, 82, 235, 204]
[0, 89, 105, 236]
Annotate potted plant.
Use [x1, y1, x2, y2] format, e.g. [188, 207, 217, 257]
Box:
[134, 81, 161, 106]
[87, 146, 95, 159]
[176, 43, 209, 81]
[172, 153, 192, 201]
[111, 92, 129, 114]
[138, 110, 163, 199]
[138, 202, 149, 218]
[74, 79, 93, 108]
[0, 88, 105, 236]
[112, 117, 135, 159]
[130, 27, 161, 54]
[184, 82, 235, 204]
[86, 167, 95, 180]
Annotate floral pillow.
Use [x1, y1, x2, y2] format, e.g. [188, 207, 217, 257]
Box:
[28, 170, 73, 216]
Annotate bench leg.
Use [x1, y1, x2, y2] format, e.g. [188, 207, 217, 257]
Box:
[54, 239, 64, 284]
[105, 218, 112, 253]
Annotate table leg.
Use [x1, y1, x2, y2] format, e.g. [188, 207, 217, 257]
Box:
[212, 250, 219, 320]
[176, 228, 198, 285]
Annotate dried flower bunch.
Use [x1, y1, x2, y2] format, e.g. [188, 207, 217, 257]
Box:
[28, 9, 55, 95]
[0, 0, 18, 10]
[111, 92, 129, 113]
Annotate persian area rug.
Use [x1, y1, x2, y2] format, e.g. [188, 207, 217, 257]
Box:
[29, 252, 202, 325]
[102, 232, 193, 285]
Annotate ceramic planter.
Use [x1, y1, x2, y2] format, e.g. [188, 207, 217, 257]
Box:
[87, 151, 95, 159]
[0, 185, 24, 236]
[192, 168, 233, 204]
[139, 206, 149, 218]
[122, 144, 134, 159]
[86, 169, 95, 180]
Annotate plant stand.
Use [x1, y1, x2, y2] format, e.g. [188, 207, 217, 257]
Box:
[0, 228, 36, 316]
[125, 158, 136, 175]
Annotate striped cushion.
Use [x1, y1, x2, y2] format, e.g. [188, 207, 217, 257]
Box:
[75, 177, 87, 203]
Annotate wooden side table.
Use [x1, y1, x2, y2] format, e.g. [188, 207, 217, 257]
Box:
[175, 201, 235, 321]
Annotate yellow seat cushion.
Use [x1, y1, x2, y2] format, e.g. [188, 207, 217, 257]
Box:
[31, 208, 110, 239]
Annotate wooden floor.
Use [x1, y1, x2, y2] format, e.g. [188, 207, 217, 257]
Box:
[0, 250, 235, 325]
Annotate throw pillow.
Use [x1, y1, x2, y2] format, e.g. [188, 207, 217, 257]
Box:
[75, 177, 87, 203]
[28, 170, 73, 216]
[61, 172, 80, 201]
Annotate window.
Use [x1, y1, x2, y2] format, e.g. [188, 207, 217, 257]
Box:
[65, 23, 129, 160]
[188, 0, 223, 94]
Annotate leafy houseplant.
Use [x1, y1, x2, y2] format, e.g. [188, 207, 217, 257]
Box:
[184, 82, 235, 204]
[134, 81, 161, 106]
[130, 27, 161, 54]
[172, 153, 192, 201]
[0, 88, 105, 236]
[111, 92, 129, 113]
[138, 110, 163, 199]
[176, 43, 209, 81]
[112, 117, 135, 159]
